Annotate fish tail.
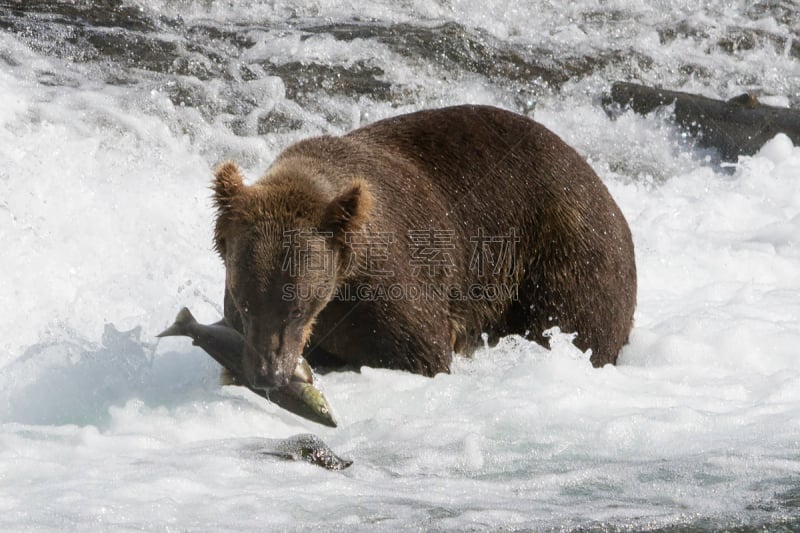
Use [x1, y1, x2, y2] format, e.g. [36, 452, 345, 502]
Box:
[156, 307, 196, 338]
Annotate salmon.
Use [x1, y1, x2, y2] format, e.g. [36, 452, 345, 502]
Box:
[158, 308, 337, 427]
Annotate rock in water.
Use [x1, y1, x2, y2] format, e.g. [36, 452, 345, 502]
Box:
[260, 434, 353, 471]
[603, 81, 800, 161]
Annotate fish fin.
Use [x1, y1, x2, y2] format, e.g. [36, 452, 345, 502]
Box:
[219, 367, 240, 386]
[156, 307, 195, 338]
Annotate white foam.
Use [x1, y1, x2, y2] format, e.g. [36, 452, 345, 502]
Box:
[755, 132, 797, 165]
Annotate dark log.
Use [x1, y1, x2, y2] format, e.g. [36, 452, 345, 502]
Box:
[603, 81, 800, 160]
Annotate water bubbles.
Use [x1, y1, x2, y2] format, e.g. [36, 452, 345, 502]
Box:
[462, 432, 484, 471]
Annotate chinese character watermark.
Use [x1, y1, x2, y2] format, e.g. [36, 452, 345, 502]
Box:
[408, 229, 456, 276]
[281, 229, 335, 276]
[345, 232, 395, 277]
[469, 227, 519, 277]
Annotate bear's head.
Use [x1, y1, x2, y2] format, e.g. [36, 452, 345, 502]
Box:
[212, 161, 372, 389]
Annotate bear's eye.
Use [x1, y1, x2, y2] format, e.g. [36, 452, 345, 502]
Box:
[290, 308, 302, 320]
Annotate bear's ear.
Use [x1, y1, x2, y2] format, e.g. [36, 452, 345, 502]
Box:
[212, 161, 246, 258]
[212, 161, 245, 214]
[321, 178, 373, 240]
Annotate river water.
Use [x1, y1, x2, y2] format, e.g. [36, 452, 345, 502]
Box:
[1, 1, 799, 530]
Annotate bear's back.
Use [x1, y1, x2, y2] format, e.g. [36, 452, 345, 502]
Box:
[339, 106, 617, 237]
[347, 105, 581, 197]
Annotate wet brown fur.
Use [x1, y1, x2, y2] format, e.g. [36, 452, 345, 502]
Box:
[213, 105, 636, 384]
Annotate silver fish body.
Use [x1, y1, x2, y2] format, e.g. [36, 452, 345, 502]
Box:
[158, 307, 337, 427]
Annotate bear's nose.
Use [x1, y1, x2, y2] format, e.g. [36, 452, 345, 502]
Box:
[242, 327, 288, 389]
[251, 373, 274, 389]
[252, 360, 291, 389]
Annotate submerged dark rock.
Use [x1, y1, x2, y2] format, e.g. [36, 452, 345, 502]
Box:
[258, 434, 353, 471]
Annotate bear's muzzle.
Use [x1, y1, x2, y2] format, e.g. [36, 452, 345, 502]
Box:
[242, 325, 301, 389]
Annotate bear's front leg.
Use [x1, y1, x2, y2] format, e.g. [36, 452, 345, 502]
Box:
[310, 296, 453, 377]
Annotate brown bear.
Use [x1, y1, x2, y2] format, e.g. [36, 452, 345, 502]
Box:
[212, 105, 636, 389]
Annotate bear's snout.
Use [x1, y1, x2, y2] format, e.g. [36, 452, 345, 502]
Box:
[256, 366, 289, 389]
[245, 344, 293, 389]
[242, 326, 299, 389]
